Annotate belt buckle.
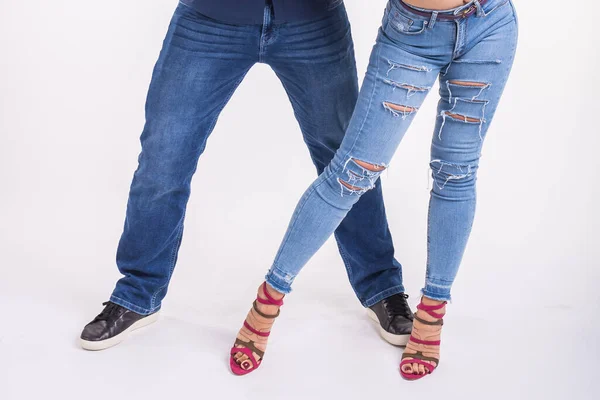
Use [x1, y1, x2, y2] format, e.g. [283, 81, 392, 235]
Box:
[462, 5, 475, 18]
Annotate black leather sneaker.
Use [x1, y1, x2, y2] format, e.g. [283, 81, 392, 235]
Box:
[367, 293, 413, 346]
[80, 301, 159, 351]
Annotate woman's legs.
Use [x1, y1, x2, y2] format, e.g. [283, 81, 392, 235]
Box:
[402, 1, 519, 377]
[422, 17, 519, 302]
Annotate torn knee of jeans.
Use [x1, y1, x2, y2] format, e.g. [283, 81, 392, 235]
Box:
[383, 80, 430, 98]
[383, 81, 425, 92]
[352, 158, 386, 172]
[443, 111, 482, 123]
[338, 179, 363, 192]
[383, 102, 418, 119]
[387, 60, 432, 75]
[448, 80, 489, 88]
[430, 159, 476, 190]
[339, 158, 388, 196]
[446, 80, 491, 103]
[437, 98, 488, 140]
[338, 177, 374, 196]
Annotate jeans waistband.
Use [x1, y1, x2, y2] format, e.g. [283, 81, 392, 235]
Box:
[398, 0, 489, 21]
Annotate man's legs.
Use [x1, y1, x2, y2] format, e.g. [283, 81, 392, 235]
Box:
[264, 4, 404, 307]
[110, 4, 258, 314]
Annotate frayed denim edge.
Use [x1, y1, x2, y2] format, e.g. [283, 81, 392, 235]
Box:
[110, 295, 161, 316]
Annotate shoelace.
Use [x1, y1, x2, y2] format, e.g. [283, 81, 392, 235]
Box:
[384, 294, 412, 318]
[95, 302, 123, 321]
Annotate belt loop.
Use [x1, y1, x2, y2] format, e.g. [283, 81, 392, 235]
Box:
[474, 0, 485, 17]
[428, 11, 438, 28]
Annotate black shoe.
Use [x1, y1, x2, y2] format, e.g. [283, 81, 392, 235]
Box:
[367, 293, 413, 346]
[80, 301, 159, 351]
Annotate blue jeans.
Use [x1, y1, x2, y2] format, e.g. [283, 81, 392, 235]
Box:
[265, 0, 518, 301]
[110, 2, 405, 314]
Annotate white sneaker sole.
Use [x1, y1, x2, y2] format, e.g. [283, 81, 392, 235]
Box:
[80, 311, 160, 351]
[367, 309, 410, 346]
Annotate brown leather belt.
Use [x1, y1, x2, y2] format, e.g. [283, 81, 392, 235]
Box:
[398, 0, 489, 20]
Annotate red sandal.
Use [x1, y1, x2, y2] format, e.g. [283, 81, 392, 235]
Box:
[230, 283, 284, 376]
[400, 300, 446, 381]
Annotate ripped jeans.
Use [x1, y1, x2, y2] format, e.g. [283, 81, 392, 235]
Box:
[265, 0, 518, 301]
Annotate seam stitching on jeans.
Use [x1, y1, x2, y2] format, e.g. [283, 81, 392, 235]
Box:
[333, 232, 354, 281]
[259, 5, 269, 61]
[151, 221, 184, 309]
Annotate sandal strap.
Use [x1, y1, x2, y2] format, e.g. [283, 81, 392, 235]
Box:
[243, 321, 271, 337]
[256, 282, 284, 307]
[416, 301, 446, 311]
[400, 357, 437, 374]
[409, 335, 441, 346]
[252, 300, 280, 319]
[416, 301, 446, 319]
[414, 314, 444, 326]
[233, 338, 265, 359]
[401, 350, 440, 365]
[230, 346, 260, 370]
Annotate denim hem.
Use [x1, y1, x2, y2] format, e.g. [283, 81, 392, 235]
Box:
[109, 295, 161, 316]
[333, 232, 355, 282]
[420, 287, 452, 302]
[362, 285, 406, 308]
[264, 268, 293, 295]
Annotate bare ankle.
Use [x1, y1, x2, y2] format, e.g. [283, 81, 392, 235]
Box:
[263, 282, 285, 300]
[421, 296, 446, 306]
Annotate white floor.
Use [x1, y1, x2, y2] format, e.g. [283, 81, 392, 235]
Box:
[1, 245, 598, 400]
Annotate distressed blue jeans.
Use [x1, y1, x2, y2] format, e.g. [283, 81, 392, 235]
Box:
[110, 2, 405, 314]
[265, 0, 518, 301]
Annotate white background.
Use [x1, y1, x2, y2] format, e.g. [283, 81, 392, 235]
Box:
[1, 0, 599, 399]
